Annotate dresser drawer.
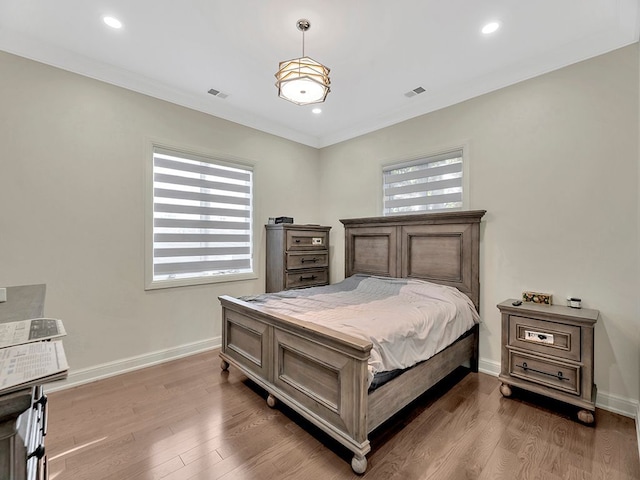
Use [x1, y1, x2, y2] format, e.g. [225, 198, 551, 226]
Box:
[286, 252, 328, 270]
[285, 269, 329, 289]
[509, 351, 580, 395]
[286, 230, 328, 251]
[509, 315, 580, 361]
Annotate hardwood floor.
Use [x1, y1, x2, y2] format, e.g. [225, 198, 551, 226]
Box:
[46, 350, 640, 480]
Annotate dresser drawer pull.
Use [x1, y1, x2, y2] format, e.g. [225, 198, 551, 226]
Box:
[516, 362, 569, 381]
[300, 275, 317, 281]
[301, 257, 319, 264]
[37, 394, 49, 436]
[28, 444, 45, 460]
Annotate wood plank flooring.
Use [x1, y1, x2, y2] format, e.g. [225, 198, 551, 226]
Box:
[46, 349, 640, 480]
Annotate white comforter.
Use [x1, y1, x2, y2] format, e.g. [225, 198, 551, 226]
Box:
[243, 275, 480, 385]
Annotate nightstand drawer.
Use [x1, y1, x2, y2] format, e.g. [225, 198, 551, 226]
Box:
[285, 269, 328, 289]
[509, 315, 580, 361]
[509, 351, 580, 396]
[286, 252, 329, 270]
[286, 230, 328, 250]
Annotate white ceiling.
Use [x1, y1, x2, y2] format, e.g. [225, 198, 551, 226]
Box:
[1, 1, 638, 148]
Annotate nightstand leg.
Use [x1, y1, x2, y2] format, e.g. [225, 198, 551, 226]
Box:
[577, 409, 595, 424]
[499, 383, 513, 397]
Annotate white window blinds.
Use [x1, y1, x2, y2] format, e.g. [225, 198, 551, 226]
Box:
[151, 147, 253, 284]
[383, 149, 463, 215]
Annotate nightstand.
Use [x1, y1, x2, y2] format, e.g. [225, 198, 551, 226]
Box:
[497, 299, 599, 424]
[265, 224, 331, 292]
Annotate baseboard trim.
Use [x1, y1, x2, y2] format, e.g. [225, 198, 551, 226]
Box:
[478, 358, 639, 419]
[44, 336, 222, 393]
[596, 390, 640, 419]
[478, 358, 501, 377]
[636, 403, 640, 463]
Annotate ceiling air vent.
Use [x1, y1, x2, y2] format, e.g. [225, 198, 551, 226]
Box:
[404, 86, 426, 98]
[208, 88, 229, 99]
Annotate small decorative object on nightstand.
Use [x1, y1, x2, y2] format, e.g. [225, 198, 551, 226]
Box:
[265, 224, 331, 292]
[497, 299, 599, 424]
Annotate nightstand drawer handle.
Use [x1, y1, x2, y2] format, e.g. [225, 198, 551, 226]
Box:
[301, 257, 319, 263]
[516, 362, 569, 381]
[300, 275, 317, 281]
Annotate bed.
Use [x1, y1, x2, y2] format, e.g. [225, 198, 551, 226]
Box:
[218, 210, 486, 473]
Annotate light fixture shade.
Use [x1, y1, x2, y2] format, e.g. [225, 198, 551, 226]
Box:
[275, 56, 330, 105]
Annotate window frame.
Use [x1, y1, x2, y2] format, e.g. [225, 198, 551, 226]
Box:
[145, 143, 258, 290]
[381, 146, 469, 216]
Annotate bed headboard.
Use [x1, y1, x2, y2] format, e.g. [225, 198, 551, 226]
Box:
[340, 210, 486, 311]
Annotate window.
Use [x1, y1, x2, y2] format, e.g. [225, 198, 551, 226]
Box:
[383, 149, 464, 215]
[147, 146, 254, 289]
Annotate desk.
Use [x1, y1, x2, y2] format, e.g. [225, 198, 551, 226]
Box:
[0, 284, 48, 479]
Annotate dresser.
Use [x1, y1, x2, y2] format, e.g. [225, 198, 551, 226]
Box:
[265, 224, 331, 292]
[497, 299, 599, 424]
[0, 285, 50, 480]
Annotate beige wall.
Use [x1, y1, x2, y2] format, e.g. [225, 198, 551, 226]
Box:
[0, 51, 321, 376]
[319, 44, 640, 412]
[637, 43, 640, 429]
[1, 44, 638, 413]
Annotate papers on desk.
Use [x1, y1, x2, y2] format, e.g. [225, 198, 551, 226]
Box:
[0, 318, 68, 394]
[0, 340, 69, 395]
[0, 318, 66, 348]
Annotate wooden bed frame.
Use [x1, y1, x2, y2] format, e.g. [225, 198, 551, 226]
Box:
[218, 210, 486, 473]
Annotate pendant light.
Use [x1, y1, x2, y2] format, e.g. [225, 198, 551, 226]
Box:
[275, 19, 331, 105]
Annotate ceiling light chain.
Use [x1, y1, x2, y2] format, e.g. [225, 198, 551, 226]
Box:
[275, 19, 331, 106]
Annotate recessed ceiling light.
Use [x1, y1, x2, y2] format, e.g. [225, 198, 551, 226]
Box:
[312, 108, 322, 114]
[103, 16, 123, 29]
[481, 22, 500, 35]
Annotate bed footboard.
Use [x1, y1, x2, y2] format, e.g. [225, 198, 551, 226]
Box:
[219, 295, 373, 472]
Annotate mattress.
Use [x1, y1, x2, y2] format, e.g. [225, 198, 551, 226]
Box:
[242, 274, 480, 386]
